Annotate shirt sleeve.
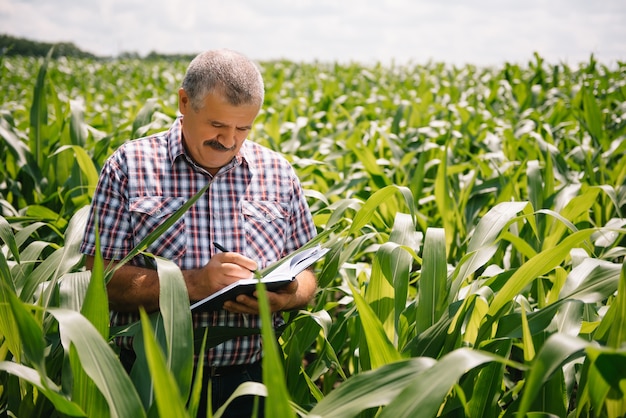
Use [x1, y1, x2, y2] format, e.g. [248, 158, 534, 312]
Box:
[80, 153, 133, 260]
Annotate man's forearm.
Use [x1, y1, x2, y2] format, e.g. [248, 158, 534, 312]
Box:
[288, 269, 318, 310]
[85, 256, 210, 313]
[85, 256, 162, 312]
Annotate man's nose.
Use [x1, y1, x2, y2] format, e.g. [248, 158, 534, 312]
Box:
[217, 128, 236, 148]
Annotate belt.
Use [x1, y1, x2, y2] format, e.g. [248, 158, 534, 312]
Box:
[207, 361, 258, 377]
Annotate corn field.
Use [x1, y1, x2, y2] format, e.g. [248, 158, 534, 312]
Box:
[1, 50, 625, 417]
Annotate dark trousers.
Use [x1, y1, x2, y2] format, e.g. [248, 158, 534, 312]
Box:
[197, 362, 264, 418]
[120, 349, 264, 417]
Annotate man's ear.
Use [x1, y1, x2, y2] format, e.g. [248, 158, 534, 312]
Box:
[178, 88, 189, 115]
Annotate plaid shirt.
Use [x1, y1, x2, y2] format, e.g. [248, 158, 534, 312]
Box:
[80, 116, 316, 366]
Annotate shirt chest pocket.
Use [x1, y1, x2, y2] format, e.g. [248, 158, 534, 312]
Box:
[241, 201, 290, 260]
[129, 196, 187, 262]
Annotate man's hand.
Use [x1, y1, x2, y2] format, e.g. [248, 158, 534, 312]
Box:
[187, 251, 258, 301]
[222, 269, 317, 314]
[222, 279, 299, 314]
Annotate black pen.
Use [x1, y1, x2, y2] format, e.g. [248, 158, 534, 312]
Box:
[213, 242, 230, 253]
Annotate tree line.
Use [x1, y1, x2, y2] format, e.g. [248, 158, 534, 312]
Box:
[0, 34, 98, 58]
[1, 33, 198, 61]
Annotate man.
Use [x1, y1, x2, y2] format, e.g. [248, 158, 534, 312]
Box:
[80, 49, 318, 417]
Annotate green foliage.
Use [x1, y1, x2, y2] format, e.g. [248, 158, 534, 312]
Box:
[1, 53, 625, 417]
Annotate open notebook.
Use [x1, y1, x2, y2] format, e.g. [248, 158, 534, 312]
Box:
[190, 245, 329, 312]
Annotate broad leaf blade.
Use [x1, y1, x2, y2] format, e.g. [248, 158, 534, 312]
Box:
[138, 309, 189, 417]
[349, 281, 403, 369]
[154, 256, 194, 397]
[257, 280, 294, 417]
[48, 308, 147, 418]
[416, 227, 447, 333]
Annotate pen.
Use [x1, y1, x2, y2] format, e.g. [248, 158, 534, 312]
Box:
[213, 242, 230, 253]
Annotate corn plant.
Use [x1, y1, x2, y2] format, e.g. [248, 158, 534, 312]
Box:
[1, 51, 625, 417]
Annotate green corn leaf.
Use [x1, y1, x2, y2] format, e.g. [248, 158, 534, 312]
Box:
[488, 228, 596, 317]
[68, 224, 105, 418]
[435, 148, 456, 251]
[541, 187, 601, 251]
[257, 277, 295, 417]
[378, 349, 507, 418]
[70, 213, 109, 416]
[48, 308, 147, 418]
[308, 357, 437, 417]
[585, 347, 626, 415]
[0, 253, 22, 362]
[70, 343, 109, 418]
[520, 302, 536, 362]
[214, 382, 268, 418]
[496, 301, 565, 339]
[52, 145, 100, 190]
[346, 139, 390, 189]
[403, 301, 461, 358]
[450, 201, 528, 298]
[29, 47, 52, 167]
[69, 98, 88, 146]
[467, 340, 513, 418]
[349, 281, 403, 369]
[582, 86, 605, 144]
[296, 310, 348, 381]
[416, 227, 447, 333]
[18, 245, 61, 302]
[387, 213, 419, 331]
[558, 257, 621, 303]
[517, 333, 589, 417]
[153, 255, 194, 397]
[81, 211, 109, 338]
[0, 361, 86, 416]
[461, 289, 491, 346]
[348, 185, 416, 236]
[367, 243, 398, 341]
[5, 290, 45, 373]
[138, 309, 189, 417]
[131, 98, 160, 139]
[605, 260, 626, 349]
[0, 215, 20, 262]
[186, 329, 208, 418]
[59, 271, 91, 311]
[527, 160, 543, 216]
[33, 206, 92, 312]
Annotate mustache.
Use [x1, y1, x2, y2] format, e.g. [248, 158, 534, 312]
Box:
[202, 139, 236, 152]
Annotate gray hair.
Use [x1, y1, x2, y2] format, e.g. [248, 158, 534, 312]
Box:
[181, 49, 264, 110]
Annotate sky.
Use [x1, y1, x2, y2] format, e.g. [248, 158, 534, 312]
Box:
[1, 0, 625, 67]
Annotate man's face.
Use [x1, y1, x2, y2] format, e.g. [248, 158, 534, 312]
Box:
[178, 88, 259, 175]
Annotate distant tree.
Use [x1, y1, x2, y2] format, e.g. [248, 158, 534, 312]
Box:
[0, 33, 200, 61]
[0, 34, 99, 58]
[144, 50, 197, 62]
[118, 51, 142, 60]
